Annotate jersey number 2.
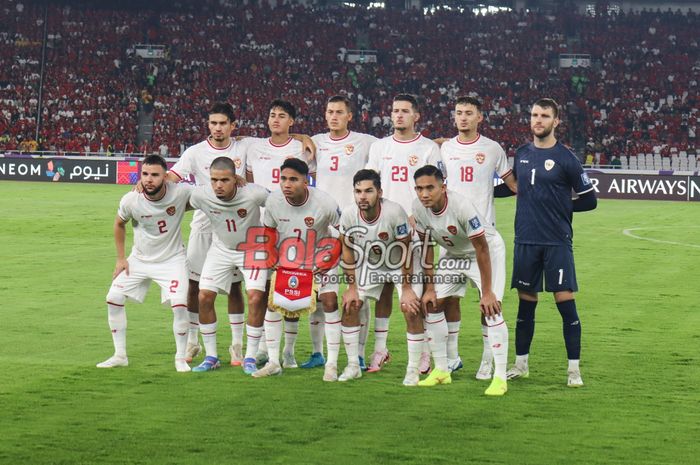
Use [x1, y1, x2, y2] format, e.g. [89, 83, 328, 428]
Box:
[158, 220, 168, 234]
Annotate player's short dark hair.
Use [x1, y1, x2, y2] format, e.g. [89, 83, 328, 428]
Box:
[327, 95, 354, 113]
[269, 99, 297, 119]
[210, 156, 236, 174]
[393, 94, 420, 112]
[455, 96, 482, 111]
[414, 164, 444, 183]
[280, 158, 308, 177]
[353, 169, 381, 190]
[142, 154, 167, 171]
[208, 102, 236, 122]
[533, 98, 559, 119]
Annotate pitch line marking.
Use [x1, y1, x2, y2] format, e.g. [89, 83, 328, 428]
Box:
[622, 227, 700, 249]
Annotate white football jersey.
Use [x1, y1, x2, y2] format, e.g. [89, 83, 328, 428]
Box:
[312, 131, 377, 209]
[245, 137, 315, 191]
[339, 198, 410, 267]
[117, 182, 192, 263]
[169, 137, 246, 232]
[189, 183, 269, 251]
[412, 190, 496, 256]
[439, 134, 511, 227]
[366, 134, 441, 215]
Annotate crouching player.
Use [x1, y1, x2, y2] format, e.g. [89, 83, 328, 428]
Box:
[97, 155, 193, 372]
[412, 165, 509, 395]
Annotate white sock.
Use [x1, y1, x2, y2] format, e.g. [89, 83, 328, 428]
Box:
[342, 325, 360, 366]
[172, 306, 189, 359]
[481, 324, 492, 362]
[486, 314, 509, 380]
[258, 321, 268, 354]
[228, 313, 245, 347]
[107, 302, 127, 357]
[406, 333, 423, 371]
[309, 304, 325, 354]
[324, 310, 342, 365]
[447, 321, 461, 361]
[264, 311, 283, 365]
[516, 354, 529, 365]
[358, 300, 370, 359]
[245, 325, 262, 359]
[568, 359, 580, 371]
[200, 322, 218, 359]
[187, 311, 199, 345]
[425, 312, 448, 372]
[373, 317, 390, 352]
[422, 330, 431, 356]
[283, 319, 299, 355]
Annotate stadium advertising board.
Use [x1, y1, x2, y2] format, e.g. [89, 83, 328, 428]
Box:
[0, 156, 116, 184]
[586, 172, 700, 201]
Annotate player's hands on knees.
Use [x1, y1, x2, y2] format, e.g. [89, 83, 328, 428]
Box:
[113, 258, 129, 279]
[342, 287, 362, 313]
[400, 287, 421, 315]
[421, 289, 437, 314]
[479, 291, 501, 318]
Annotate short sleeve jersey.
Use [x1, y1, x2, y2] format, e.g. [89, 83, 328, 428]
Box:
[339, 199, 410, 266]
[169, 138, 246, 232]
[366, 134, 441, 215]
[513, 142, 594, 245]
[189, 183, 268, 250]
[245, 137, 315, 191]
[412, 190, 492, 256]
[439, 134, 512, 227]
[117, 182, 192, 262]
[312, 131, 378, 210]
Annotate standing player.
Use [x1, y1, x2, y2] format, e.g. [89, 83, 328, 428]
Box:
[412, 165, 508, 395]
[188, 157, 270, 373]
[254, 159, 342, 379]
[97, 155, 193, 372]
[339, 169, 423, 385]
[244, 99, 316, 368]
[167, 102, 247, 367]
[310, 95, 378, 370]
[365, 94, 440, 373]
[438, 96, 517, 379]
[507, 98, 597, 387]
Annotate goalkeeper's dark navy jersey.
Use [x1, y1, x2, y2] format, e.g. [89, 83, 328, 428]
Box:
[513, 142, 594, 246]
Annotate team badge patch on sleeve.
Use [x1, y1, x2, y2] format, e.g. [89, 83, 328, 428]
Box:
[396, 223, 408, 236]
[468, 216, 482, 231]
[581, 172, 591, 186]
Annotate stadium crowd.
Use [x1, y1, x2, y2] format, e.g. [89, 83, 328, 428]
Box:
[1, 0, 698, 162]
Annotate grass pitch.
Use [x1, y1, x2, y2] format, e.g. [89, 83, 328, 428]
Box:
[0, 181, 698, 465]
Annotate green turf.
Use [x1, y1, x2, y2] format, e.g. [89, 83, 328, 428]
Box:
[0, 181, 698, 465]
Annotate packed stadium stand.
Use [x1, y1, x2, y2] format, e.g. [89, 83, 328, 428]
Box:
[1, 0, 698, 168]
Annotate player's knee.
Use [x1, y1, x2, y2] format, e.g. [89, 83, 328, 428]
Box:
[106, 292, 126, 307]
[198, 289, 216, 307]
[319, 294, 338, 312]
[246, 289, 264, 308]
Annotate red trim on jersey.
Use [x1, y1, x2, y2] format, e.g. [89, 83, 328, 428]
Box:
[500, 169, 513, 179]
[457, 134, 481, 145]
[286, 188, 309, 207]
[431, 194, 449, 216]
[268, 137, 293, 148]
[330, 131, 351, 142]
[206, 137, 232, 151]
[392, 134, 421, 144]
[169, 169, 184, 181]
[359, 201, 382, 225]
[468, 230, 486, 240]
[142, 183, 167, 202]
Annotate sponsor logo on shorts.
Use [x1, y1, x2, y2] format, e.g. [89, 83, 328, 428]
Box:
[166, 206, 176, 216]
[237, 208, 247, 218]
[475, 153, 485, 164]
[304, 217, 315, 227]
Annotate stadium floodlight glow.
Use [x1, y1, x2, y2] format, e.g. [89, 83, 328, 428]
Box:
[473, 5, 512, 15]
[367, 2, 385, 9]
[342, 2, 357, 7]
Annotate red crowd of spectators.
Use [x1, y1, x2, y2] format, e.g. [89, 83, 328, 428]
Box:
[1, 0, 697, 160]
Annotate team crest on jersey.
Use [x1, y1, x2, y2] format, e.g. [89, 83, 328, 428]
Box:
[378, 232, 389, 241]
[233, 158, 242, 169]
[447, 225, 458, 235]
[344, 144, 354, 155]
[166, 206, 176, 216]
[545, 159, 555, 171]
[304, 217, 315, 227]
[408, 155, 419, 166]
[288, 275, 299, 289]
[475, 153, 486, 164]
[237, 208, 247, 218]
